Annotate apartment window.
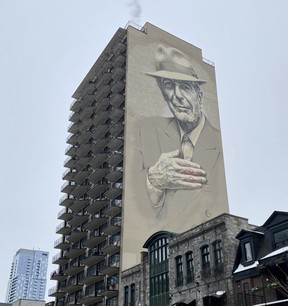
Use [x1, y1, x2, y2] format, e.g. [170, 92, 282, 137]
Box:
[201, 245, 211, 278]
[175, 256, 183, 286]
[186, 251, 194, 283]
[130, 283, 135, 306]
[124, 286, 129, 306]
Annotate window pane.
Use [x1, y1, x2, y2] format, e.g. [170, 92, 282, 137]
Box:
[244, 242, 252, 261]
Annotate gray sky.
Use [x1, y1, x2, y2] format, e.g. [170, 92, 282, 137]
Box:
[1, 0, 287, 302]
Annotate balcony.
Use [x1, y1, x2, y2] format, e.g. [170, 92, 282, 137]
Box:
[65, 145, 78, 157]
[88, 183, 109, 199]
[64, 262, 85, 277]
[83, 233, 107, 249]
[102, 261, 120, 276]
[80, 292, 102, 305]
[78, 118, 93, 133]
[54, 237, 70, 250]
[109, 108, 124, 122]
[96, 72, 111, 89]
[68, 122, 79, 134]
[62, 169, 77, 181]
[81, 94, 95, 108]
[98, 284, 118, 298]
[77, 130, 91, 145]
[106, 152, 123, 167]
[50, 269, 67, 281]
[111, 67, 125, 81]
[92, 142, 109, 158]
[66, 133, 78, 145]
[101, 236, 120, 255]
[95, 85, 110, 101]
[112, 54, 125, 67]
[59, 194, 75, 207]
[68, 212, 89, 228]
[109, 122, 124, 137]
[48, 286, 66, 298]
[67, 229, 87, 244]
[104, 183, 122, 200]
[74, 157, 92, 172]
[91, 124, 108, 142]
[81, 253, 106, 267]
[86, 199, 110, 215]
[56, 221, 72, 235]
[75, 143, 91, 158]
[90, 152, 108, 168]
[95, 98, 110, 114]
[82, 266, 105, 286]
[65, 279, 83, 294]
[107, 137, 123, 151]
[57, 208, 73, 221]
[70, 198, 90, 214]
[102, 60, 112, 72]
[110, 93, 124, 107]
[52, 252, 69, 265]
[65, 244, 86, 259]
[64, 156, 79, 169]
[89, 168, 110, 184]
[110, 81, 125, 95]
[79, 106, 94, 120]
[82, 82, 95, 97]
[69, 111, 80, 123]
[71, 184, 90, 199]
[83, 213, 108, 231]
[104, 199, 122, 217]
[70, 99, 82, 112]
[102, 217, 121, 236]
[94, 114, 110, 131]
[105, 169, 122, 183]
[61, 181, 76, 194]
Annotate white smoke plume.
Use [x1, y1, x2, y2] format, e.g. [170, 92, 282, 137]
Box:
[127, 0, 142, 23]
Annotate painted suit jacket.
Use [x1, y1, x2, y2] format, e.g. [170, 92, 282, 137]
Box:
[131, 116, 229, 233]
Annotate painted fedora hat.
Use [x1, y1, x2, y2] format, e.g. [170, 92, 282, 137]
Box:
[146, 44, 206, 84]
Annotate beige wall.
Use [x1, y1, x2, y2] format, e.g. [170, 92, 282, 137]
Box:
[122, 23, 229, 270]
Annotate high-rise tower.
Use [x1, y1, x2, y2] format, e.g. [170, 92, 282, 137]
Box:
[50, 22, 229, 306]
[6, 249, 48, 303]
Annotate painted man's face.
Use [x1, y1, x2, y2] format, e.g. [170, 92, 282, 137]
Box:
[158, 78, 203, 131]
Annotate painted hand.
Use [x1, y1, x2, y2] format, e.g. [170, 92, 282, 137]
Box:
[147, 149, 207, 191]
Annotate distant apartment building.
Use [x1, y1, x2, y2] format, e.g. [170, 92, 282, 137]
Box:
[6, 249, 49, 303]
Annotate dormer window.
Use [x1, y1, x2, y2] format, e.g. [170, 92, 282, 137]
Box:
[273, 228, 288, 249]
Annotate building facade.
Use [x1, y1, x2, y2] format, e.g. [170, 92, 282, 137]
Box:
[233, 211, 288, 306]
[6, 249, 48, 303]
[121, 213, 253, 306]
[50, 22, 230, 306]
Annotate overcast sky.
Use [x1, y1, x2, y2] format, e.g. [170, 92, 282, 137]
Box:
[1, 0, 288, 302]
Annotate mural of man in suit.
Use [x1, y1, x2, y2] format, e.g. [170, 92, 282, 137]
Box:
[134, 45, 228, 226]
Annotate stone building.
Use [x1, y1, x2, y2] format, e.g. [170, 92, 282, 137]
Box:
[121, 213, 253, 306]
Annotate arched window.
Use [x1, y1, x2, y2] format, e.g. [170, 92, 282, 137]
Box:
[185, 251, 194, 283]
[144, 231, 173, 306]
